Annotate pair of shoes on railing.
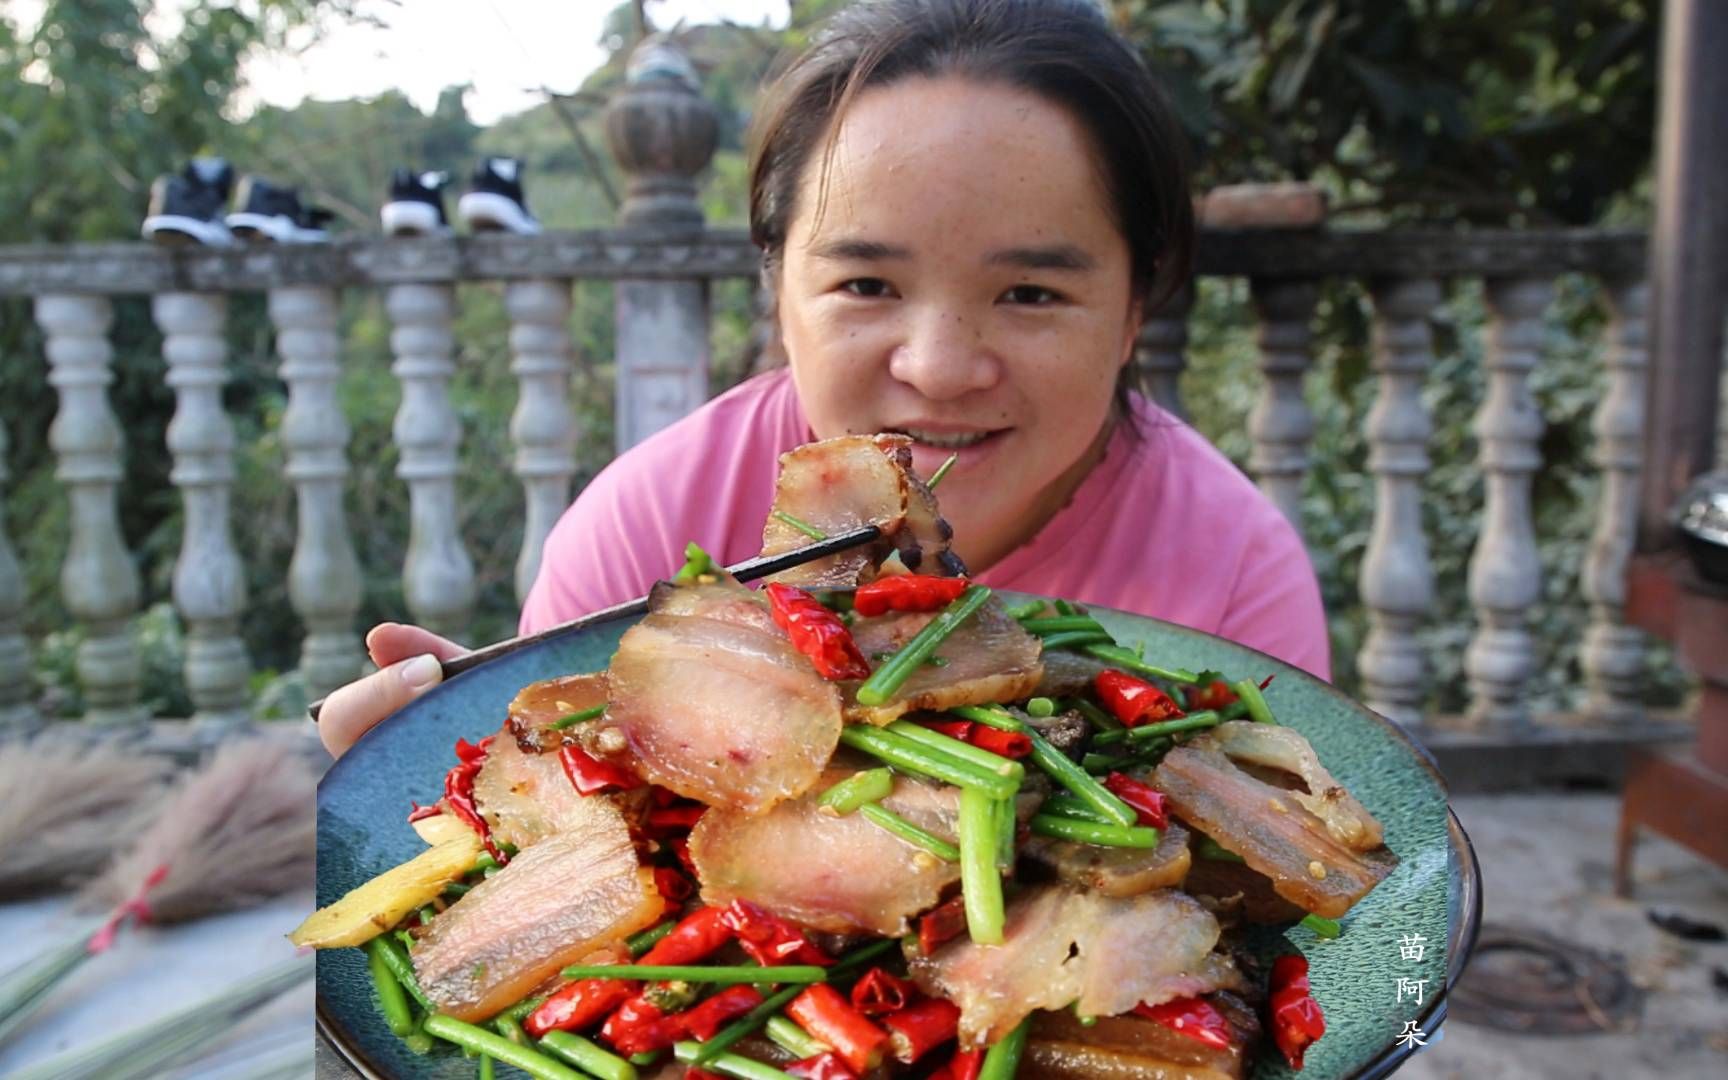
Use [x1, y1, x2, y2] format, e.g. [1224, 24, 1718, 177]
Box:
[382, 157, 539, 238]
[142, 158, 332, 248]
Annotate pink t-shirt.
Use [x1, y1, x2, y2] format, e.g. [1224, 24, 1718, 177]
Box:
[522, 369, 1330, 680]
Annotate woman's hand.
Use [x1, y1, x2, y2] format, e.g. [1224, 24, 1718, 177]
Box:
[317, 623, 467, 759]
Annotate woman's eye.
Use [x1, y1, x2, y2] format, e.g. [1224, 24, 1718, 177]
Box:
[1000, 284, 1061, 305]
[840, 278, 893, 298]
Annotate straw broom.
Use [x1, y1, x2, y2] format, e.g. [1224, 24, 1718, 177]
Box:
[0, 741, 173, 899]
[0, 739, 316, 1047]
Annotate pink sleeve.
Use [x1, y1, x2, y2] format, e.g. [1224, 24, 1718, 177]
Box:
[1213, 511, 1332, 682]
[518, 463, 693, 634]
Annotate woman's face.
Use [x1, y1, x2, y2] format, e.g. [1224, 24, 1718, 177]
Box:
[778, 75, 1142, 572]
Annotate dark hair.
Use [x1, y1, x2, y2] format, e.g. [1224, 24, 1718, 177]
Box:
[746, 0, 1195, 422]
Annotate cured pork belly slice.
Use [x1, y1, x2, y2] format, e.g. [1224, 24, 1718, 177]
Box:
[587, 613, 843, 814]
[1031, 648, 1112, 699]
[1022, 820, 1192, 898]
[844, 598, 1043, 725]
[412, 797, 664, 1021]
[1204, 721, 1384, 850]
[472, 725, 621, 852]
[1022, 994, 1259, 1080]
[690, 769, 961, 936]
[761, 434, 958, 587]
[506, 672, 607, 754]
[647, 576, 777, 635]
[908, 885, 1232, 1048]
[1153, 745, 1397, 919]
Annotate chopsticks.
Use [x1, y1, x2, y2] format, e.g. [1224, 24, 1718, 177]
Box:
[306, 524, 882, 723]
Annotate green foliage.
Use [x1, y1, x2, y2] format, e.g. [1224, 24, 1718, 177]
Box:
[1118, 0, 1656, 224]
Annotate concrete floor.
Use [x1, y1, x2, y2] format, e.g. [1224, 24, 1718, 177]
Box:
[2, 794, 1724, 1078]
[1405, 794, 1728, 1080]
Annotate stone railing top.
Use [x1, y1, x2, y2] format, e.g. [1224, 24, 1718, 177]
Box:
[0, 227, 1647, 297]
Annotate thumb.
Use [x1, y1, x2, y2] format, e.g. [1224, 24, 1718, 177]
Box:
[318, 652, 449, 760]
[365, 622, 467, 668]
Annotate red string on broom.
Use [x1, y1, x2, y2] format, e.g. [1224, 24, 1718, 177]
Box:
[87, 863, 170, 954]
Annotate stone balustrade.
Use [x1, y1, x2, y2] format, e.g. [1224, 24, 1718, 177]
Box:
[0, 41, 1674, 759]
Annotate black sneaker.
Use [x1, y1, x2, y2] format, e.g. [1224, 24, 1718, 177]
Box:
[381, 168, 453, 237]
[142, 158, 236, 246]
[458, 157, 540, 235]
[226, 176, 332, 243]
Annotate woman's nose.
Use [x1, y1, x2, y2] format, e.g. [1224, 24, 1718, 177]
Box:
[887, 309, 1001, 401]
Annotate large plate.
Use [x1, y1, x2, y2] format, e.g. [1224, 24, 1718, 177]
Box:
[316, 595, 1480, 1079]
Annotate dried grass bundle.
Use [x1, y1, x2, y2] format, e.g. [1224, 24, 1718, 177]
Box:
[81, 739, 317, 922]
[0, 741, 174, 898]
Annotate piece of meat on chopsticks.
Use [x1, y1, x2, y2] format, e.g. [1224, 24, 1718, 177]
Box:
[907, 884, 1240, 1048]
[582, 612, 844, 814]
[762, 434, 961, 587]
[411, 795, 663, 1021]
[843, 596, 1044, 725]
[1153, 743, 1397, 919]
[690, 767, 961, 936]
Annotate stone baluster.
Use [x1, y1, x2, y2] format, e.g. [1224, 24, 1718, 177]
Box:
[1133, 284, 1193, 420]
[1359, 279, 1441, 728]
[271, 287, 364, 699]
[1464, 278, 1552, 729]
[0, 414, 36, 733]
[387, 283, 475, 639]
[605, 37, 719, 452]
[1248, 278, 1320, 537]
[1581, 277, 1649, 723]
[156, 293, 251, 736]
[38, 295, 146, 729]
[505, 279, 578, 605]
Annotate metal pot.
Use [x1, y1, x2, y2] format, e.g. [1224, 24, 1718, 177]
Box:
[1675, 470, 1728, 584]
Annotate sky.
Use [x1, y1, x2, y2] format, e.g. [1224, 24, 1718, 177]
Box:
[12, 0, 788, 125]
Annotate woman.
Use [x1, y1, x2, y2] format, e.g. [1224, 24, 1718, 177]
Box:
[320, 0, 1325, 759]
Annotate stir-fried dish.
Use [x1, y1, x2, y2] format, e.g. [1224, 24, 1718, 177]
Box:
[299, 434, 1396, 1080]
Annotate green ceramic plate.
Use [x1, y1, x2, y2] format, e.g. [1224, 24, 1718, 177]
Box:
[316, 594, 1479, 1079]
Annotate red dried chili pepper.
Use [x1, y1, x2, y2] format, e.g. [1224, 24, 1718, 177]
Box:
[406, 802, 442, 824]
[881, 997, 960, 1063]
[646, 805, 707, 832]
[849, 968, 917, 1017]
[917, 895, 968, 956]
[601, 995, 681, 1056]
[639, 906, 734, 966]
[525, 978, 634, 1038]
[719, 899, 833, 966]
[677, 985, 764, 1041]
[787, 984, 890, 1074]
[1134, 996, 1233, 1050]
[853, 574, 970, 617]
[1094, 669, 1186, 727]
[686, 1071, 726, 1080]
[919, 718, 974, 741]
[786, 1052, 862, 1080]
[669, 836, 697, 876]
[1269, 954, 1325, 1070]
[443, 737, 503, 862]
[558, 744, 641, 795]
[650, 785, 681, 807]
[767, 583, 872, 681]
[1185, 678, 1239, 712]
[967, 725, 1032, 759]
[928, 1047, 984, 1080]
[1103, 772, 1169, 829]
[654, 866, 694, 904]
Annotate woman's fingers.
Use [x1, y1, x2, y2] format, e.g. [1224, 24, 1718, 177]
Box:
[365, 622, 467, 668]
[318, 624, 469, 760]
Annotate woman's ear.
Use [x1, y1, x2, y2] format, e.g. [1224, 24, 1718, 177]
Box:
[1118, 295, 1146, 371]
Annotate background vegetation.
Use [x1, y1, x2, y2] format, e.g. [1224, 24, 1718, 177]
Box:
[0, 0, 1679, 719]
